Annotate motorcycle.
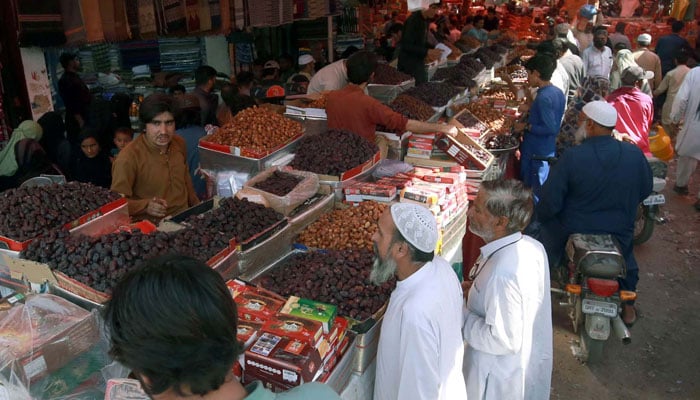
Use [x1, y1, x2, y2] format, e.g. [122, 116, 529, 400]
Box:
[552, 234, 636, 364]
[634, 156, 668, 245]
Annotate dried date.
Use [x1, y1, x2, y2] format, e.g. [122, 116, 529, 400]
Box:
[207, 107, 302, 153]
[388, 94, 435, 121]
[290, 130, 378, 176]
[297, 201, 387, 251]
[252, 171, 303, 197]
[404, 82, 461, 107]
[372, 63, 413, 85]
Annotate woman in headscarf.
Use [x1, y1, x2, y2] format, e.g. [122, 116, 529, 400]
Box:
[70, 128, 112, 188]
[610, 49, 652, 95]
[37, 111, 72, 175]
[0, 120, 49, 191]
[556, 76, 611, 154]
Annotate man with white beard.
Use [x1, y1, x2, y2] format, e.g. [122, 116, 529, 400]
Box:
[537, 101, 652, 326]
[371, 203, 467, 400]
[462, 179, 552, 400]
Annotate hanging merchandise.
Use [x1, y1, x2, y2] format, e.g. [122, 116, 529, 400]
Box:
[19, 48, 54, 121]
[16, 0, 67, 47]
[138, 0, 158, 37]
[161, 0, 188, 35]
[232, 0, 247, 30]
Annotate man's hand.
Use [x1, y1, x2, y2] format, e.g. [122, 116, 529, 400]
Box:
[146, 197, 168, 218]
[513, 121, 527, 133]
[427, 49, 443, 62]
[462, 280, 474, 302]
[444, 125, 459, 137]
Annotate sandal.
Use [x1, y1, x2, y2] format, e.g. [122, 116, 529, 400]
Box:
[622, 304, 637, 328]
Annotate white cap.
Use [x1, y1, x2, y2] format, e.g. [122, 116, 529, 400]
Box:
[390, 203, 439, 253]
[298, 54, 315, 66]
[407, 0, 439, 12]
[637, 33, 652, 44]
[582, 101, 617, 128]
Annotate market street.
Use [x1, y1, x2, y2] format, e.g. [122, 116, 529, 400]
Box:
[550, 159, 700, 400]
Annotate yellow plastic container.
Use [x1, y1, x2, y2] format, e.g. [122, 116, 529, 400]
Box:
[649, 125, 674, 161]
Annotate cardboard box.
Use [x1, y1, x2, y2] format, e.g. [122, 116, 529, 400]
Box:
[236, 292, 285, 323]
[237, 320, 264, 349]
[244, 333, 323, 388]
[280, 296, 337, 334]
[434, 133, 495, 171]
[261, 314, 324, 347]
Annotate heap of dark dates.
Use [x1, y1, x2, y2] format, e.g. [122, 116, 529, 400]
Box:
[252, 171, 303, 197]
[372, 63, 413, 85]
[431, 66, 477, 88]
[404, 82, 461, 107]
[258, 249, 394, 320]
[290, 130, 378, 176]
[388, 94, 435, 121]
[184, 197, 284, 243]
[483, 134, 519, 150]
[475, 46, 501, 69]
[0, 183, 121, 241]
[20, 197, 284, 295]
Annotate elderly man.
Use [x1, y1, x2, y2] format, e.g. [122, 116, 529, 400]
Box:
[462, 179, 552, 400]
[632, 33, 662, 90]
[111, 94, 199, 221]
[607, 66, 655, 155]
[104, 254, 341, 399]
[582, 26, 614, 78]
[670, 65, 700, 211]
[537, 101, 652, 326]
[372, 203, 467, 400]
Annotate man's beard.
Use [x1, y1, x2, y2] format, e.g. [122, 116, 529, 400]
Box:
[594, 39, 606, 49]
[371, 243, 398, 285]
[574, 124, 588, 143]
[468, 221, 495, 243]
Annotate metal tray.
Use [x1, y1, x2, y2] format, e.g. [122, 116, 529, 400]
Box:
[288, 193, 335, 234]
[199, 134, 303, 176]
[323, 332, 358, 393]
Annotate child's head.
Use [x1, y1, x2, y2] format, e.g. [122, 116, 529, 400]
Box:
[113, 127, 134, 151]
[79, 130, 101, 159]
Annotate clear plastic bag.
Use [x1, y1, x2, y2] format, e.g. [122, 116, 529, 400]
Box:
[0, 294, 111, 399]
[243, 167, 319, 216]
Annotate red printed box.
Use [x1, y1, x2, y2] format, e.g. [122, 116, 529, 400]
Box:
[244, 333, 323, 388]
[235, 293, 285, 323]
[261, 314, 323, 348]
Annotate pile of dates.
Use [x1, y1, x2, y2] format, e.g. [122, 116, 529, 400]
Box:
[483, 134, 519, 150]
[404, 82, 461, 107]
[372, 63, 413, 85]
[460, 102, 516, 134]
[258, 249, 394, 320]
[21, 226, 229, 295]
[431, 66, 477, 88]
[184, 197, 284, 243]
[290, 130, 378, 176]
[206, 106, 303, 154]
[304, 94, 327, 109]
[455, 110, 489, 133]
[252, 171, 303, 197]
[475, 47, 501, 69]
[297, 201, 386, 251]
[463, 142, 493, 166]
[388, 94, 435, 121]
[20, 198, 285, 295]
[480, 86, 516, 101]
[0, 183, 121, 241]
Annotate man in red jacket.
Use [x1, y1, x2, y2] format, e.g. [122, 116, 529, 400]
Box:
[606, 66, 654, 155]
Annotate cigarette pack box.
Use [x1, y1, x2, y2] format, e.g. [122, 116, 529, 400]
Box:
[280, 296, 337, 334]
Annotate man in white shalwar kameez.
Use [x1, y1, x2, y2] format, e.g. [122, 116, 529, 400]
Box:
[462, 179, 553, 399]
[372, 203, 467, 400]
[670, 66, 700, 211]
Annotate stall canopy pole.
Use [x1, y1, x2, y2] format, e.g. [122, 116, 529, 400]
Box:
[327, 15, 334, 63]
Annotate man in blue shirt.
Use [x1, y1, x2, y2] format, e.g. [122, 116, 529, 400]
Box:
[536, 101, 653, 326]
[655, 20, 691, 76]
[514, 54, 566, 201]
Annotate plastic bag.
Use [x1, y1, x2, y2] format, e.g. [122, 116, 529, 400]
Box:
[243, 167, 319, 216]
[0, 294, 111, 399]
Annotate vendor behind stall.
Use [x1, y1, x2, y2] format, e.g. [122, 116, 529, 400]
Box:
[111, 94, 199, 221]
[325, 51, 458, 158]
[398, 0, 443, 84]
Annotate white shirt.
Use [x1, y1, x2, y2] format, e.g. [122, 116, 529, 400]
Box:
[463, 232, 553, 400]
[375, 257, 467, 400]
[671, 67, 700, 159]
[582, 45, 613, 78]
[306, 60, 348, 94]
[550, 60, 570, 99]
[654, 64, 690, 126]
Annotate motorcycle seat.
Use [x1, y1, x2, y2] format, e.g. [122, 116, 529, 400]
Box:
[566, 234, 626, 279]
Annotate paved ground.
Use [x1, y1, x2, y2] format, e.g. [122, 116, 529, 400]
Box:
[550, 158, 700, 400]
